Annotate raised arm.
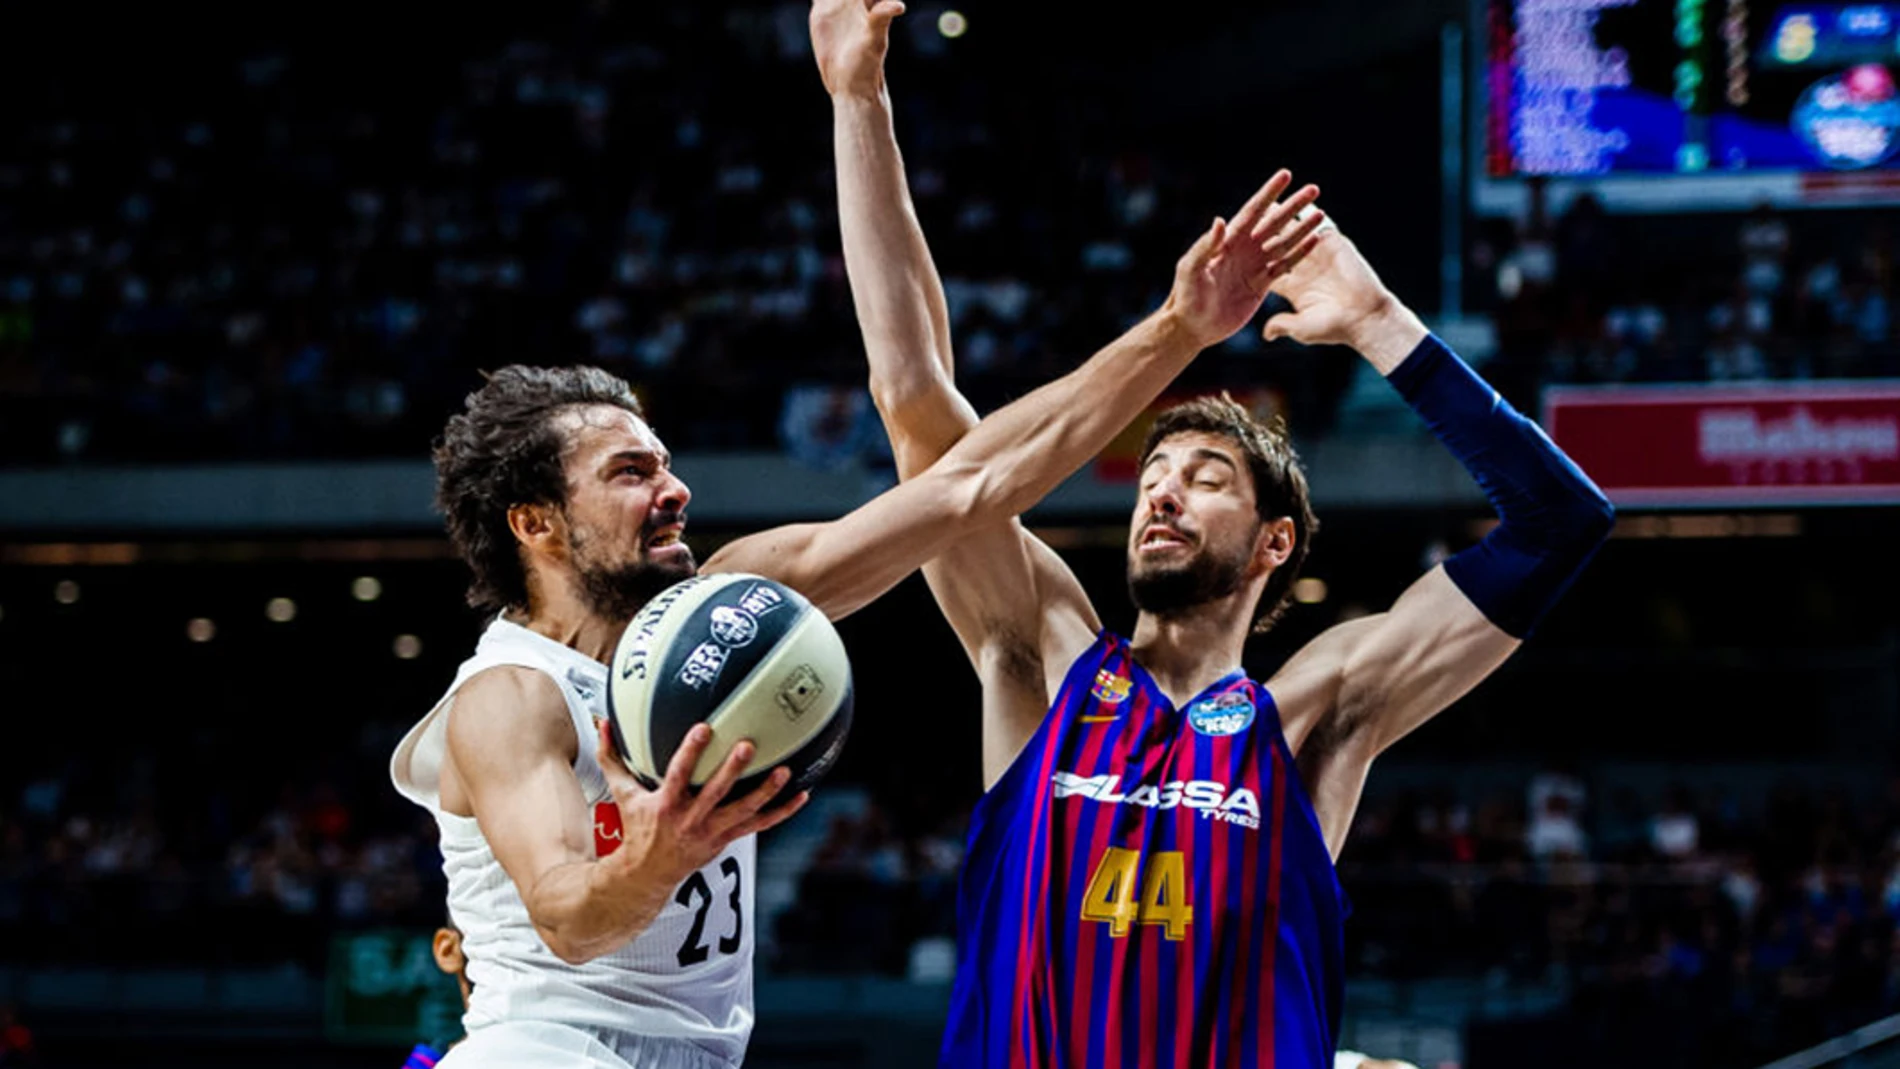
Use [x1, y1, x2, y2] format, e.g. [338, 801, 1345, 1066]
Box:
[811, 0, 1101, 782]
[1260, 227, 1615, 857]
[703, 175, 1325, 623]
[811, 0, 973, 470]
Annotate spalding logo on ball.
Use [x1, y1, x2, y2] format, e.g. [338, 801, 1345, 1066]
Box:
[608, 573, 853, 805]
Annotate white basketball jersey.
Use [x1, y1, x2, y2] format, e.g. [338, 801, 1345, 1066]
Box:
[391, 616, 754, 1068]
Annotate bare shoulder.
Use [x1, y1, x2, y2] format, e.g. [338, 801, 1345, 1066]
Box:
[445, 665, 579, 770]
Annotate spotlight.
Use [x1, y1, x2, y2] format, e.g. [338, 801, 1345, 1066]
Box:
[394, 634, 423, 660]
[266, 597, 297, 623]
[54, 580, 80, 605]
[938, 10, 968, 38]
[1293, 577, 1329, 604]
[187, 618, 217, 643]
[352, 576, 382, 602]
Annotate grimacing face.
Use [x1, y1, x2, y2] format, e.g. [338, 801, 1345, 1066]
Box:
[555, 405, 697, 620]
[1126, 431, 1266, 616]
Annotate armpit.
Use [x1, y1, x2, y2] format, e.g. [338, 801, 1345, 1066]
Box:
[982, 622, 1044, 692]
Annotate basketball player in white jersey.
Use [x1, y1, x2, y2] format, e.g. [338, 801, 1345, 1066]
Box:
[389, 160, 1327, 1063]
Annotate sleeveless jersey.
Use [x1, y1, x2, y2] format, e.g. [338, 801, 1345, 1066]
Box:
[391, 617, 753, 1068]
[942, 631, 1347, 1069]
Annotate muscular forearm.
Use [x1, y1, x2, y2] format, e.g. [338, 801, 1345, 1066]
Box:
[931, 307, 1201, 520]
[833, 92, 974, 476]
[1381, 328, 1615, 637]
[834, 92, 952, 382]
[526, 855, 673, 965]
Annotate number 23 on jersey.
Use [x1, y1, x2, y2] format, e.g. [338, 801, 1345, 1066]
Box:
[1081, 847, 1193, 940]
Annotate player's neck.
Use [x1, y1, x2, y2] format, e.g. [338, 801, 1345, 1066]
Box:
[517, 589, 625, 665]
[1129, 600, 1250, 709]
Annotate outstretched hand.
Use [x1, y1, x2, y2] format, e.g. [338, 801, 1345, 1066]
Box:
[811, 0, 907, 99]
[1261, 225, 1398, 349]
[1163, 170, 1327, 349]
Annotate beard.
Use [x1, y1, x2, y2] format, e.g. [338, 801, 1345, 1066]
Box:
[1127, 532, 1252, 618]
[570, 515, 697, 622]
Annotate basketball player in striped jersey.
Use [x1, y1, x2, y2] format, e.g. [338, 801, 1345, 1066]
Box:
[388, 151, 1325, 1064]
[811, 2, 1616, 1066]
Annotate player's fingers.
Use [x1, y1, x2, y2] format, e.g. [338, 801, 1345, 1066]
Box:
[1260, 209, 1326, 264]
[1227, 170, 1293, 237]
[711, 766, 795, 838]
[1177, 217, 1224, 277]
[1249, 184, 1320, 243]
[657, 723, 714, 807]
[1262, 306, 1317, 343]
[869, 0, 906, 25]
[687, 739, 758, 824]
[726, 789, 811, 841]
[596, 717, 651, 797]
[1264, 233, 1325, 283]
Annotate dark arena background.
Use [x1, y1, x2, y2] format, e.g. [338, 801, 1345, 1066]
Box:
[4, 2, 1900, 1067]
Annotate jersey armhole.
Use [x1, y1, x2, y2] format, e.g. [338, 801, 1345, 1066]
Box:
[1259, 682, 1349, 914]
[395, 656, 595, 812]
[974, 629, 1119, 809]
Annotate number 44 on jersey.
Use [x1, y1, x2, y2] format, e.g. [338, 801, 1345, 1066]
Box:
[1081, 847, 1192, 940]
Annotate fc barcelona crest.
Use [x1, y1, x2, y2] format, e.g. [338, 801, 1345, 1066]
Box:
[1090, 668, 1132, 705]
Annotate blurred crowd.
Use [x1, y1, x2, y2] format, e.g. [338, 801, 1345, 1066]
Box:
[10, 738, 1900, 1064]
[1344, 767, 1900, 1065]
[0, 1004, 35, 1067]
[1473, 182, 1900, 404]
[771, 802, 966, 977]
[6, 5, 1895, 469]
[0, 739, 442, 970]
[0, 2, 1261, 467]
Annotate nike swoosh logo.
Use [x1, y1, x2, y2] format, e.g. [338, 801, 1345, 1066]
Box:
[1078, 715, 1121, 724]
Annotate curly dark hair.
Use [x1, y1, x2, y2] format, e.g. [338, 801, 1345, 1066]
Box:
[433, 365, 644, 614]
[1137, 394, 1318, 633]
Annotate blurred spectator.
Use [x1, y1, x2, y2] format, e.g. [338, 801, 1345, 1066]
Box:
[1528, 792, 1588, 862]
[1650, 788, 1701, 861]
[772, 800, 958, 976]
[0, 1005, 37, 1066]
[1528, 762, 1587, 825]
[1527, 762, 1589, 861]
[778, 384, 886, 473]
[1739, 203, 1791, 297]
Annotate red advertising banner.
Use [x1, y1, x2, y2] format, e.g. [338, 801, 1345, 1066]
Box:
[1543, 382, 1900, 507]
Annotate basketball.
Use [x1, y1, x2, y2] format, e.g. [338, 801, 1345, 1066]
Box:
[607, 572, 853, 803]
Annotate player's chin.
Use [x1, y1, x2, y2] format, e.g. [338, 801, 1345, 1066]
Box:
[643, 542, 698, 577]
[1126, 555, 1193, 586]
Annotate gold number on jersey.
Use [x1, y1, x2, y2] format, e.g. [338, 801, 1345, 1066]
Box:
[1080, 847, 1142, 937]
[1080, 847, 1192, 941]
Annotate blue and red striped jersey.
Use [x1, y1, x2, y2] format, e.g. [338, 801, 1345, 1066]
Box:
[942, 631, 1347, 1069]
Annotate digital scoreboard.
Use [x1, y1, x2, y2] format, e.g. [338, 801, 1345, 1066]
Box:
[1476, 0, 1900, 209]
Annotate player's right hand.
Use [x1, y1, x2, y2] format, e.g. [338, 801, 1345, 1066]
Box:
[595, 718, 809, 889]
[810, 0, 907, 99]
